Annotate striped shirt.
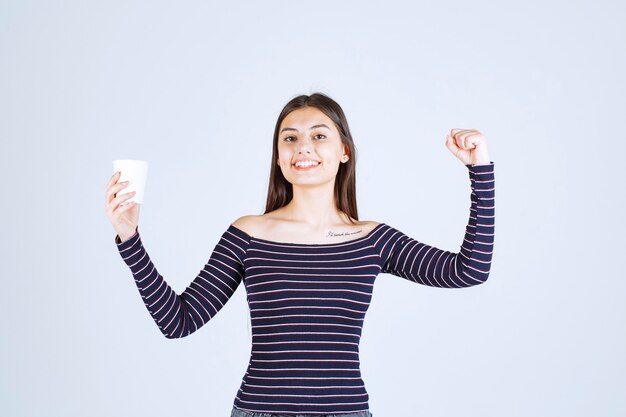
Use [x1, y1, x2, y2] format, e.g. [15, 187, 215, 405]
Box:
[115, 162, 495, 414]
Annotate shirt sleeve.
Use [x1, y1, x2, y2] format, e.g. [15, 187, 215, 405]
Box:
[114, 225, 250, 338]
[375, 161, 495, 288]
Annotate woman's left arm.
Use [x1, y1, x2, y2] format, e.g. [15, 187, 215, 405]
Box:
[375, 129, 495, 288]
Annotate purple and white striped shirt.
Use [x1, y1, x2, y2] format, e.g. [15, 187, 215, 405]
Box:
[115, 162, 495, 414]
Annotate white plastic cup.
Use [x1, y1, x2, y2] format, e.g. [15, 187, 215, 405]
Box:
[112, 159, 149, 205]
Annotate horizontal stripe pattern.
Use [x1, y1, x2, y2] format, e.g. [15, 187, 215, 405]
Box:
[115, 225, 249, 339]
[114, 162, 495, 414]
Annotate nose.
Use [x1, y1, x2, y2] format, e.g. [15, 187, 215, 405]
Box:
[296, 141, 312, 153]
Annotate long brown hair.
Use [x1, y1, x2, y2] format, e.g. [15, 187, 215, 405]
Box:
[264, 92, 359, 225]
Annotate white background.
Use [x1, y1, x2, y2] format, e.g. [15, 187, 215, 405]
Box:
[1, 1, 624, 416]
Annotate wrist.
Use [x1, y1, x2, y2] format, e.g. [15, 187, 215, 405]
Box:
[470, 160, 491, 166]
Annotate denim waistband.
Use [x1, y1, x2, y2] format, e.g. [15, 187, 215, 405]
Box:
[230, 405, 373, 417]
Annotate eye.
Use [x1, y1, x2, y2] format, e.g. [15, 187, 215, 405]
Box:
[283, 134, 326, 142]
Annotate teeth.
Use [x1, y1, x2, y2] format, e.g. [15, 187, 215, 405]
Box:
[295, 161, 319, 167]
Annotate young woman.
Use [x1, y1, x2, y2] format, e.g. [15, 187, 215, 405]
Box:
[105, 92, 495, 417]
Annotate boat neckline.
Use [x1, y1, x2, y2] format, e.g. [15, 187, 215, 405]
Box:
[229, 222, 387, 247]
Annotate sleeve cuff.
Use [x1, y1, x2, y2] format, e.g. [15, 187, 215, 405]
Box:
[466, 161, 495, 197]
[466, 161, 494, 173]
[115, 226, 140, 249]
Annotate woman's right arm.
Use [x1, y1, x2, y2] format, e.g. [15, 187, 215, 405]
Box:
[106, 171, 250, 338]
[114, 226, 250, 338]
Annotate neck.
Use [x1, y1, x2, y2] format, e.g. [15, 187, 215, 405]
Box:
[282, 181, 348, 229]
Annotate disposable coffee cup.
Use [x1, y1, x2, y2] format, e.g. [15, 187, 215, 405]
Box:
[112, 159, 149, 204]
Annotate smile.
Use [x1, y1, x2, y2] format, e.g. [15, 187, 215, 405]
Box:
[293, 160, 320, 170]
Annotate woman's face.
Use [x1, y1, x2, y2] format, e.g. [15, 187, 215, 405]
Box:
[277, 106, 347, 186]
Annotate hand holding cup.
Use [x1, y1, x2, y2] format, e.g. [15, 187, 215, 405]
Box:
[105, 171, 140, 243]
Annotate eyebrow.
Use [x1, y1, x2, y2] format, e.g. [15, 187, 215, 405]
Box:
[280, 124, 331, 134]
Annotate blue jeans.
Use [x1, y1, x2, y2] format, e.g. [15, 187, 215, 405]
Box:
[230, 406, 374, 417]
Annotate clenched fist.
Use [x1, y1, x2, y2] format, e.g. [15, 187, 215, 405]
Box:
[445, 128, 491, 166]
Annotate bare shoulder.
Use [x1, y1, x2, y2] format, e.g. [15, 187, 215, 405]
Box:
[231, 215, 264, 236]
[361, 220, 383, 232]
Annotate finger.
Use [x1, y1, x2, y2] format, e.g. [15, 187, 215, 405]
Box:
[108, 171, 121, 188]
[105, 172, 122, 205]
[113, 190, 135, 208]
[445, 134, 462, 157]
[113, 201, 136, 216]
[108, 192, 135, 216]
[450, 128, 474, 138]
[468, 133, 482, 148]
[462, 133, 472, 150]
[107, 181, 129, 204]
[459, 131, 478, 149]
[454, 134, 468, 150]
[107, 186, 132, 214]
